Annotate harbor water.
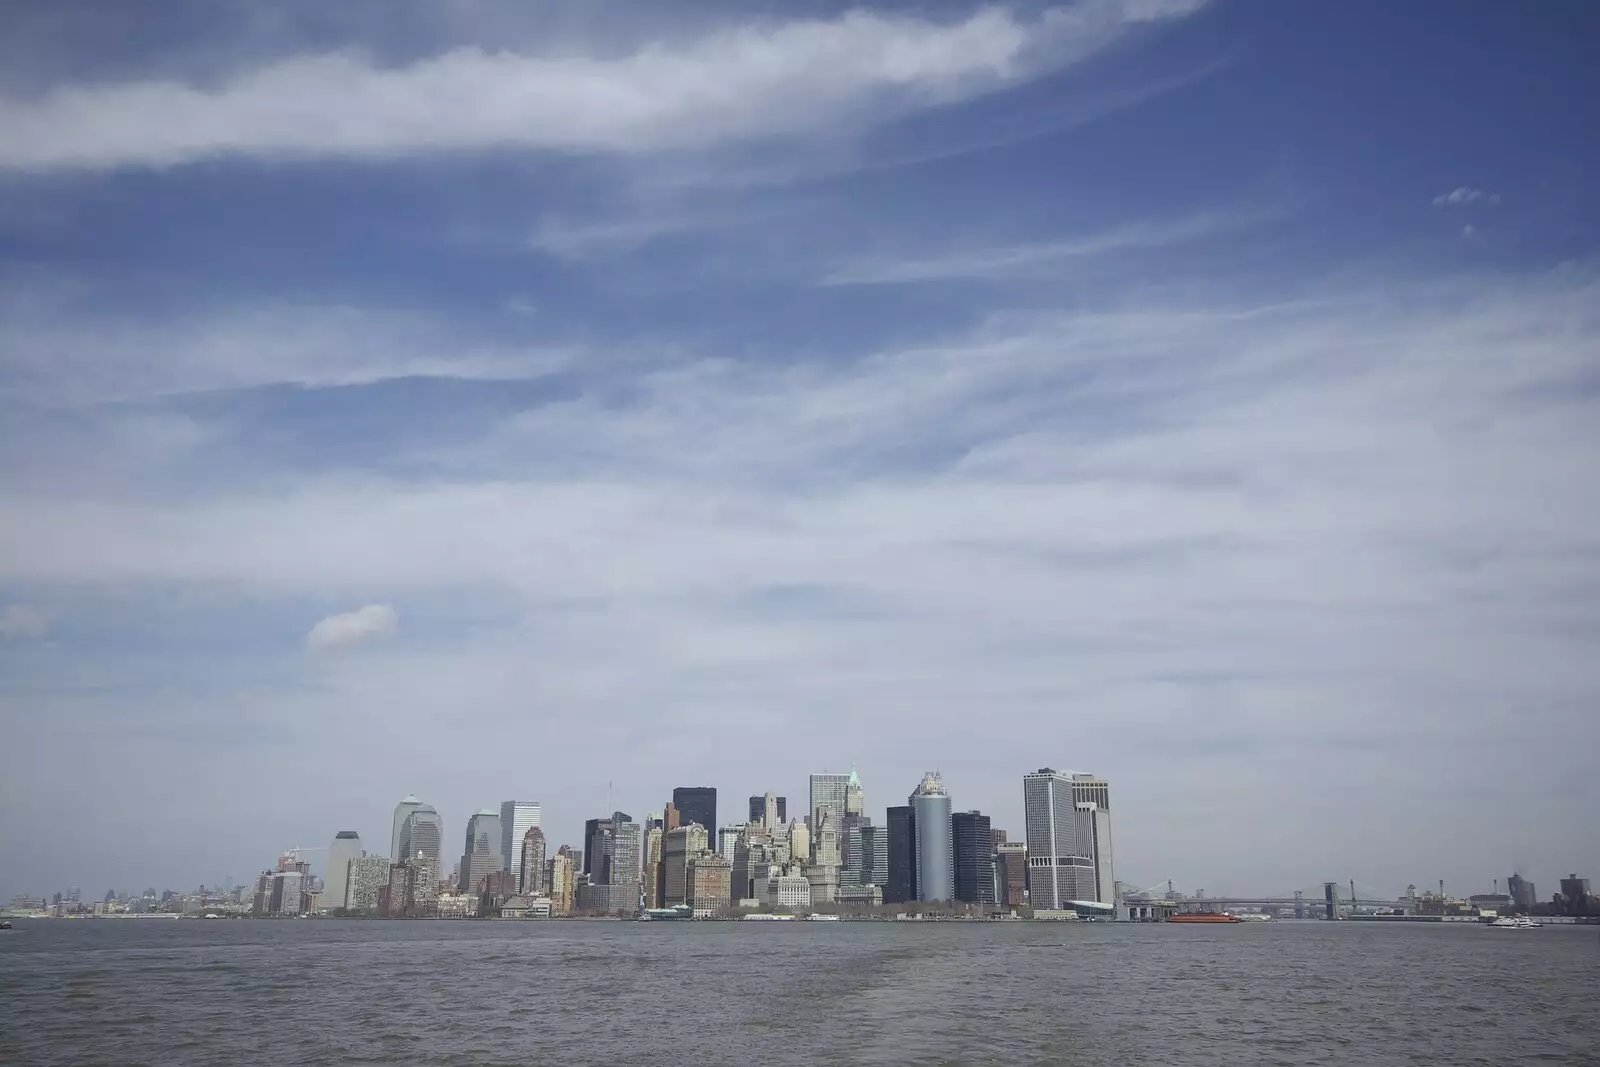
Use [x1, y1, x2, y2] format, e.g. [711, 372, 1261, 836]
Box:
[2, 918, 1595, 1065]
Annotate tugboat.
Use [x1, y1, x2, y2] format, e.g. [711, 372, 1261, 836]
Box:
[0, 920, 13, 930]
[1167, 911, 1241, 924]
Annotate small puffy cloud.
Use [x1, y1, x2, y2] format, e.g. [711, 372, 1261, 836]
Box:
[1433, 187, 1500, 207]
[305, 604, 398, 652]
[0, 603, 51, 639]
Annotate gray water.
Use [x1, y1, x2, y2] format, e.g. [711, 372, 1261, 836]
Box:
[2, 919, 1595, 1066]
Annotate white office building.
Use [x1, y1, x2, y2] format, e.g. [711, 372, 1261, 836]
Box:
[346, 855, 391, 912]
[1023, 768, 1096, 909]
[324, 830, 363, 912]
[499, 800, 542, 876]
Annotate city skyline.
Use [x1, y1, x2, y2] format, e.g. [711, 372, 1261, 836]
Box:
[3, 754, 1585, 904]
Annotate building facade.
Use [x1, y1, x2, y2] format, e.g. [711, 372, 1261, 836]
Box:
[808, 772, 851, 829]
[1076, 802, 1115, 905]
[671, 787, 717, 841]
[324, 830, 363, 913]
[767, 870, 813, 910]
[951, 811, 995, 905]
[688, 852, 733, 915]
[399, 805, 443, 869]
[885, 805, 917, 904]
[662, 823, 710, 906]
[547, 849, 577, 916]
[910, 772, 954, 902]
[519, 827, 548, 895]
[345, 854, 391, 913]
[391, 795, 426, 863]
[459, 810, 503, 893]
[995, 841, 1028, 907]
[749, 794, 788, 827]
[499, 800, 541, 876]
[1023, 768, 1096, 908]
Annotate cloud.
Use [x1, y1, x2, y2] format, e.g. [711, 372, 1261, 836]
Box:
[1432, 186, 1501, 207]
[0, 2, 1207, 172]
[820, 206, 1277, 285]
[0, 603, 51, 639]
[305, 604, 398, 652]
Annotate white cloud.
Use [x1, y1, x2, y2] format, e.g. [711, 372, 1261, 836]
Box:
[0, 2, 1207, 172]
[0, 603, 51, 639]
[820, 206, 1276, 285]
[305, 604, 399, 652]
[1433, 186, 1501, 207]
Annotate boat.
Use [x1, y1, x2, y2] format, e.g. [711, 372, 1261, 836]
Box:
[0, 920, 12, 929]
[1235, 913, 1274, 922]
[641, 904, 693, 921]
[805, 914, 841, 921]
[1488, 916, 1541, 928]
[742, 913, 795, 921]
[1168, 911, 1241, 924]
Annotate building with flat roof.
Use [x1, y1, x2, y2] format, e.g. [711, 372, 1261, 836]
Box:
[952, 811, 995, 905]
[910, 773, 954, 902]
[499, 801, 541, 876]
[1024, 768, 1096, 908]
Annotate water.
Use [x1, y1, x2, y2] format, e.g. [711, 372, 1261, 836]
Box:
[2, 919, 1595, 1066]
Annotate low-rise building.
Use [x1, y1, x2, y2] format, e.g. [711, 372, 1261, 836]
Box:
[766, 869, 812, 911]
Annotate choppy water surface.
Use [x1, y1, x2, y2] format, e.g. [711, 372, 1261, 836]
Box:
[2, 919, 1595, 1066]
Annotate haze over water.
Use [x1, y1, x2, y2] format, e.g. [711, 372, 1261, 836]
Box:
[3, 920, 1595, 1066]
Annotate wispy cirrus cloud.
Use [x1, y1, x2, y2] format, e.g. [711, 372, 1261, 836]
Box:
[819, 205, 1279, 286]
[0, 2, 1206, 172]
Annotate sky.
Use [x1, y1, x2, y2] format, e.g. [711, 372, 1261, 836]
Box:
[1, 0, 1597, 903]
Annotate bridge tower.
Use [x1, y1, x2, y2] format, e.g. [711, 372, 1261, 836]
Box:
[1294, 889, 1304, 920]
[1324, 881, 1337, 920]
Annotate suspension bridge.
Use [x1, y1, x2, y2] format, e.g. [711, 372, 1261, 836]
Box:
[1122, 879, 1416, 918]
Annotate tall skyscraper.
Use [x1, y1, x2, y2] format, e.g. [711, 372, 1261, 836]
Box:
[749, 794, 789, 826]
[1023, 768, 1096, 909]
[845, 767, 865, 816]
[671, 786, 717, 839]
[324, 830, 363, 913]
[391, 795, 426, 861]
[885, 805, 917, 904]
[951, 811, 995, 905]
[519, 827, 548, 895]
[399, 805, 443, 868]
[910, 772, 954, 902]
[271, 871, 303, 915]
[499, 801, 541, 876]
[1072, 773, 1115, 905]
[809, 772, 850, 830]
[459, 809, 503, 893]
[1075, 802, 1114, 905]
[662, 824, 710, 906]
[609, 815, 641, 893]
[1507, 872, 1536, 909]
[583, 817, 613, 879]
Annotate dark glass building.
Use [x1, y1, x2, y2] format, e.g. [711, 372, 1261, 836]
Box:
[747, 795, 788, 823]
[582, 817, 612, 879]
[885, 805, 917, 904]
[952, 810, 995, 905]
[672, 786, 717, 838]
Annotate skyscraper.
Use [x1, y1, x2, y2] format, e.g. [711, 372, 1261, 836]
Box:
[1072, 773, 1115, 905]
[346, 854, 391, 913]
[399, 805, 443, 868]
[845, 767, 864, 817]
[583, 816, 613, 879]
[662, 824, 710, 906]
[499, 801, 541, 876]
[885, 805, 917, 904]
[391, 795, 426, 861]
[910, 772, 954, 902]
[809, 772, 851, 829]
[951, 811, 995, 905]
[609, 815, 641, 894]
[671, 786, 716, 839]
[995, 841, 1028, 906]
[749, 794, 788, 826]
[1023, 768, 1095, 909]
[324, 830, 363, 913]
[1075, 802, 1114, 905]
[519, 827, 548, 895]
[1507, 872, 1536, 909]
[459, 810, 503, 893]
